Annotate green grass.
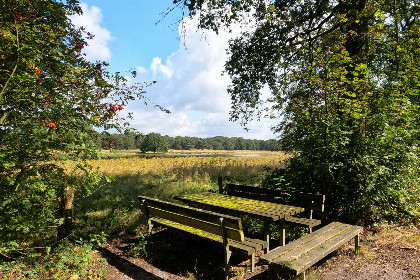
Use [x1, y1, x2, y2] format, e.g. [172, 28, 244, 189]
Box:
[0, 151, 287, 279]
[75, 151, 288, 238]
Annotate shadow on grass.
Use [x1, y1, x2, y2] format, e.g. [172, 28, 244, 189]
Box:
[125, 227, 269, 280]
[95, 226, 279, 280]
[73, 171, 221, 237]
[72, 171, 275, 278]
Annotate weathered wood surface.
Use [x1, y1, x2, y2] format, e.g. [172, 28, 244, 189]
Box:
[176, 191, 305, 251]
[284, 215, 321, 227]
[219, 180, 325, 233]
[139, 195, 242, 231]
[176, 192, 304, 222]
[225, 183, 325, 210]
[261, 222, 363, 277]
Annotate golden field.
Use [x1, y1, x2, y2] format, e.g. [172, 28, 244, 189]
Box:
[76, 150, 290, 236]
[92, 150, 289, 177]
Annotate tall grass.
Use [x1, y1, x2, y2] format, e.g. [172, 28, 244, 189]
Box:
[75, 153, 289, 237]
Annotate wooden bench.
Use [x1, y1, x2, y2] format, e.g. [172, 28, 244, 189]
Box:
[218, 177, 325, 235]
[138, 196, 267, 280]
[261, 222, 363, 279]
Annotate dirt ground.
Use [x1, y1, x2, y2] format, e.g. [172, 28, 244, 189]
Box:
[99, 224, 420, 280]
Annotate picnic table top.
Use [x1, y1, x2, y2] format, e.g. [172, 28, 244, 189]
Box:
[176, 192, 304, 222]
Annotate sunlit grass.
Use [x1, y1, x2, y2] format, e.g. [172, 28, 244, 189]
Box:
[74, 151, 290, 237]
[98, 149, 289, 158]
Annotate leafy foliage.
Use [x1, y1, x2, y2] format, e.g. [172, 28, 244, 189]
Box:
[140, 132, 169, 153]
[0, 233, 109, 279]
[179, 0, 419, 224]
[0, 0, 146, 256]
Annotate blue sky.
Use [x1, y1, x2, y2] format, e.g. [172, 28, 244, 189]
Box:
[71, 1, 277, 140]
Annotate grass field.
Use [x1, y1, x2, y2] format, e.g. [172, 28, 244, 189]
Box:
[2, 150, 418, 280]
[75, 150, 290, 237]
[98, 149, 289, 158]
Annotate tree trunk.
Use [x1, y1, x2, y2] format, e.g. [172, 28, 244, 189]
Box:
[57, 187, 75, 240]
[340, 0, 372, 145]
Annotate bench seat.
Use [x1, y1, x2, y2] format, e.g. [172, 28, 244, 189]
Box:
[261, 222, 363, 279]
[152, 217, 267, 254]
[284, 216, 321, 228]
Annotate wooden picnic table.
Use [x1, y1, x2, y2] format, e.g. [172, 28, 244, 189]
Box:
[176, 192, 305, 251]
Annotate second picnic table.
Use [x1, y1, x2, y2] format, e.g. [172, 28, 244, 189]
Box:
[176, 192, 305, 251]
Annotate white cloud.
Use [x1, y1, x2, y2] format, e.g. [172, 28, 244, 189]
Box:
[127, 107, 275, 140]
[127, 14, 276, 140]
[70, 3, 113, 61]
[150, 57, 173, 78]
[136, 66, 147, 74]
[138, 16, 238, 115]
[129, 110, 199, 136]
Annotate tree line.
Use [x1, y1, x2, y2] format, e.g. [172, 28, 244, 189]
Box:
[96, 131, 280, 152]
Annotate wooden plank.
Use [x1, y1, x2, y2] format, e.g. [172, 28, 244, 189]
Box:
[287, 225, 363, 274]
[270, 223, 351, 266]
[242, 237, 268, 251]
[227, 184, 283, 197]
[176, 196, 281, 221]
[140, 194, 270, 278]
[229, 237, 268, 254]
[208, 193, 302, 216]
[226, 190, 271, 202]
[151, 217, 264, 254]
[227, 184, 325, 204]
[285, 216, 321, 227]
[151, 217, 223, 243]
[178, 193, 303, 220]
[148, 206, 244, 242]
[261, 222, 343, 262]
[226, 184, 325, 211]
[138, 196, 241, 229]
[226, 184, 293, 206]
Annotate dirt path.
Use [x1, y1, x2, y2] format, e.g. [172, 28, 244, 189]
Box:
[101, 224, 419, 280]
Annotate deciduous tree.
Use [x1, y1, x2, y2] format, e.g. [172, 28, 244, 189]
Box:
[140, 132, 169, 153]
[0, 0, 146, 255]
[177, 0, 419, 223]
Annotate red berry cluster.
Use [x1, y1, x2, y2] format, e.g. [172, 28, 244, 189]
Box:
[111, 105, 124, 112]
[35, 68, 44, 82]
[14, 11, 22, 21]
[47, 122, 58, 128]
[43, 96, 51, 104]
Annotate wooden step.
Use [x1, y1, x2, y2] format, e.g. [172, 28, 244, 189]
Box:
[261, 222, 363, 277]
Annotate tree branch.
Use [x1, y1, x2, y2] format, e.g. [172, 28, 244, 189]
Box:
[0, 24, 20, 125]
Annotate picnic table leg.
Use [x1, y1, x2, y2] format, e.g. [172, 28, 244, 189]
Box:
[147, 219, 153, 234]
[355, 234, 360, 253]
[263, 221, 270, 253]
[220, 218, 231, 280]
[251, 252, 255, 272]
[224, 244, 232, 280]
[280, 220, 286, 246]
[218, 176, 224, 194]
